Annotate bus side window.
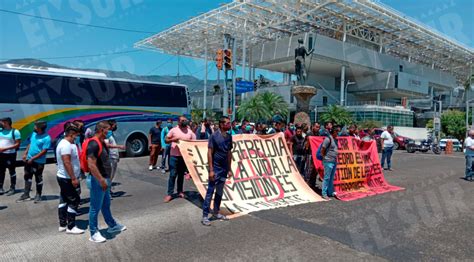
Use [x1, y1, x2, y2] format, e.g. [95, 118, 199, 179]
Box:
[67, 78, 95, 105]
[0, 72, 18, 103]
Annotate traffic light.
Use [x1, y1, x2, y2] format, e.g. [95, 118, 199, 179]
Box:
[216, 49, 223, 70]
[224, 49, 232, 70]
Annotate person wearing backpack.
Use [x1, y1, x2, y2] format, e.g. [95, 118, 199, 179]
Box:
[320, 125, 340, 200]
[17, 121, 51, 203]
[82, 121, 126, 243]
[0, 117, 21, 196]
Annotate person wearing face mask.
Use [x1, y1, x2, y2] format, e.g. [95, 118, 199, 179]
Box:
[284, 122, 295, 147]
[196, 118, 213, 140]
[201, 116, 233, 226]
[17, 121, 51, 203]
[240, 120, 251, 134]
[85, 121, 126, 243]
[148, 120, 163, 171]
[0, 117, 21, 196]
[321, 125, 341, 200]
[55, 123, 84, 235]
[164, 116, 196, 203]
[304, 122, 322, 189]
[160, 119, 173, 174]
[105, 120, 125, 194]
[231, 120, 242, 135]
[289, 126, 306, 176]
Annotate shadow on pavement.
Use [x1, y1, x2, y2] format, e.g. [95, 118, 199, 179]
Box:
[77, 206, 89, 216]
[76, 219, 89, 231]
[184, 191, 204, 209]
[111, 182, 122, 187]
[111, 191, 131, 198]
[41, 195, 60, 201]
[0, 206, 7, 211]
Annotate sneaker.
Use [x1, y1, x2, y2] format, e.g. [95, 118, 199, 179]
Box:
[149, 165, 153, 171]
[89, 232, 106, 243]
[58, 226, 67, 232]
[201, 217, 211, 226]
[33, 195, 42, 203]
[155, 166, 161, 170]
[66, 226, 85, 235]
[331, 192, 337, 198]
[16, 194, 30, 202]
[212, 213, 229, 221]
[161, 169, 166, 174]
[164, 195, 173, 203]
[322, 196, 331, 201]
[107, 224, 127, 234]
[0, 188, 4, 195]
[5, 188, 15, 196]
[178, 192, 185, 199]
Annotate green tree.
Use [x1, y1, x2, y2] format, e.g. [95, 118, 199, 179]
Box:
[426, 119, 433, 132]
[237, 92, 289, 122]
[190, 102, 216, 123]
[440, 110, 466, 141]
[320, 105, 353, 126]
[358, 120, 382, 130]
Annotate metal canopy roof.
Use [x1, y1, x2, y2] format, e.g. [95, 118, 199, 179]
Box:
[135, 0, 473, 83]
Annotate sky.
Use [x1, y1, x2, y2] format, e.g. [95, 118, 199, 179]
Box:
[0, 0, 472, 81]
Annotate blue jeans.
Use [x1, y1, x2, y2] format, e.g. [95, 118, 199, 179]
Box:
[381, 146, 393, 169]
[161, 146, 170, 169]
[202, 177, 226, 217]
[87, 175, 117, 235]
[465, 155, 473, 179]
[322, 161, 337, 197]
[168, 156, 186, 196]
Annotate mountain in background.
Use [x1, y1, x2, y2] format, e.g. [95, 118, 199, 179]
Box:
[0, 58, 219, 92]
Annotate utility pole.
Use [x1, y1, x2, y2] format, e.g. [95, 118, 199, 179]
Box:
[203, 38, 208, 119]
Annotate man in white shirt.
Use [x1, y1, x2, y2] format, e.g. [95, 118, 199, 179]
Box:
[0, 117, 21, 196]
[56, 123, 84, 235]
[464, 130, 474, 180]
[380, 125, 395, 171]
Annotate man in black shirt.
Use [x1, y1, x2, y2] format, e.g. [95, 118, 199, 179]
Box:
[289, 126, 306, 176]
[87, 121, 126, 243]
[201, 117, 233, 226]
[148, 121, 162, 171]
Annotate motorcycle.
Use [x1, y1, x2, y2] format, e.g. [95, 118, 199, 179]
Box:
[406, 137, 441, 154]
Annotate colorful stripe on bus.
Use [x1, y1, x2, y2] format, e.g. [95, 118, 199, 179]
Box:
[14, 107, 184, 142]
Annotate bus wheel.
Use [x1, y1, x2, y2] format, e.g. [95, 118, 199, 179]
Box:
[126, 134, 147, 157]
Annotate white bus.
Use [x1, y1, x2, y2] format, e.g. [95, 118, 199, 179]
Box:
[0, 64, 190, 159]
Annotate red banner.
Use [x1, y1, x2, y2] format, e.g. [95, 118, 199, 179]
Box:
[309, 136, 404, 201]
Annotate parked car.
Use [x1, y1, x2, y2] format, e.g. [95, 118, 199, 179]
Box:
[360, 128, 412, 150]
[439, 138, 462, 152]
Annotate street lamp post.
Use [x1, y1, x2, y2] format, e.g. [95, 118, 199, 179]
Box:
[344, 81, 356, 106]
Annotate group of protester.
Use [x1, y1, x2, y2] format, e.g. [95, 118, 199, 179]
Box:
[145, 115, 232, 226]
[153, 115, 396, 221]
[0, 117, 126, 243]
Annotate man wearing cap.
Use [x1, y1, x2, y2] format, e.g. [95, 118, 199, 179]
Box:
[0, 117, 21, 196]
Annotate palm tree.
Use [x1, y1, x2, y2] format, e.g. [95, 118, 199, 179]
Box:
[320, 104, 353, 126]
[259, 92, 289, 119]
[237, 92, 289, 122]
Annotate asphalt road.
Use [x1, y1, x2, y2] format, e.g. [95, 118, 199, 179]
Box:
[0, 151, 472, 261]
